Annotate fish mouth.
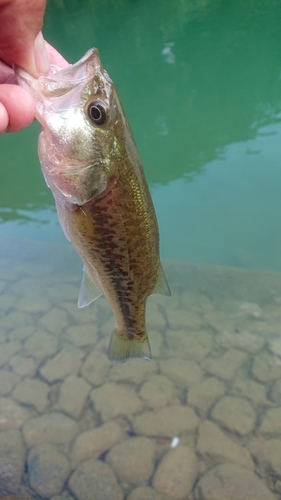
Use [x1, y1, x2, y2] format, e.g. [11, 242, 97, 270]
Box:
[15, 48, 108, 124]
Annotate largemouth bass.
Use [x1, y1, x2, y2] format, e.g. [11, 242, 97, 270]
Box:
[17, 49, 170, 362]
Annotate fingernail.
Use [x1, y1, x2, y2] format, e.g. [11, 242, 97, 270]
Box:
[34, 32, 49, 75]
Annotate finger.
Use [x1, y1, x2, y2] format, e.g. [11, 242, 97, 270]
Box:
[0, 0, 48, 77]
[0, 101, 8, 133]
[0, 84, 35, 132]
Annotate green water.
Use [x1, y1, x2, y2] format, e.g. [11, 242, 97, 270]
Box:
[2, 2, 281, 499]
[1, 0, 281, 270]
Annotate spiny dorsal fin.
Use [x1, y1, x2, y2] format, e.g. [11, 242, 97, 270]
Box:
[78, 265, 103, 308]
[152, 263, 171, 296]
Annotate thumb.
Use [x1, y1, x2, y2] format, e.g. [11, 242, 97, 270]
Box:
[0, 0, 48, 77]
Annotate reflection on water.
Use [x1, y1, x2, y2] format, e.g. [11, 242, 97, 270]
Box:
[0, 239, 281, 499]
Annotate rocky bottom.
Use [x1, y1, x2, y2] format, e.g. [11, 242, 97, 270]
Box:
[0, 240, 281, 499]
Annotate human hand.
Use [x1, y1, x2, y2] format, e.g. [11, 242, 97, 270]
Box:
[0, 0, 68, 133]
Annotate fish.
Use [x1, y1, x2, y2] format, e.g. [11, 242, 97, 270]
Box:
[16, 48, 170, 363]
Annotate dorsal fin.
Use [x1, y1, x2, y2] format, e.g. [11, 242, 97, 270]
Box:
[152, 263, 171, 296]
[78, 265, 103, 308]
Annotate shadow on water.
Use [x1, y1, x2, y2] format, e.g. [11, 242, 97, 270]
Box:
[1, 1, 281, 499]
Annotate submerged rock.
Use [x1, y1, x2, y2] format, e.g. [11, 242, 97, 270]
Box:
[52, 375, 91, 419]
[106, 437, 156, 486]
[90, 383, 144, 422]
[194, 463, 276, 500]
[70, 421, 126, 468]
[68, 458, 123, 500]
[201, 349, 248, 381]
[159, 358, 203, 388]
[197, 420, 254, 470]
[211, 396, 256, 436]
[0, 429, 25, 494]
[28, 443, 70, 498]
[13, 378, 50, 412]
[187, 377, 225, 414]
[133, 405, 199, 437]
[23, 412, 79, 448]
[139, 374, 180, 409]
[153, 446, 197, 500]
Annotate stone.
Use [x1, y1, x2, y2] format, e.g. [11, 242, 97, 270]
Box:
[40, 307, 69, 334]
[258, 407, 281, 435]
[211, 396, 256, 436]
[9, 325, 35, 341]
[81, 349, 112, 386]
[106, 437, 156, 485]
[40, 346, 84, 382]
[133, 405, 199, 437]
[238, 301, 263, 318]
[201, 349, 248, 381]
[23, 412, 79, 448]
[251, 351, 281, 382]
[204, 310, 235, 332]
[187, 377, 225, 414]
[166, 308, 203, 330]
[215, 330, 264, 353]
[270, 378, 281, 403]
[90, 383, 144, 422]
[47, 283, 78, 301]
[53, 375, 91, 419]
[28, 443, 70, 498]
[232, 374, 272, 406]
[50, 494, 75, 500]
[197, 420, 254, 470]
[70, 421, 125, 468]
[24, 331, 58, 359]
[17, 294, 51, 313]
[268, 337, 281, 358]
[0, 341, 21, 368]
[0, 429, 25, 494]
[68, 458, 123, 500]
[127, 487, 170, 500]
[0, 310, 32, 330]
[153, 446, 197, 500]
[108, 359, 157, 385]
[149, 330, 164, 357]
[194, 463, 276, 500]
[139, 375, 180, 409]
[0, 294, 17, 311]
[0, 397, 32, 430]
[166, 329, 213, 361]
[66, 324, 98, 346]
[13, 378, 50, 412]
[160, 358, 203, 388]
[9, 354, 37, 377]
[249, 438, 281, 477]
[0, 369, 20, 396]
[146, 301, 167, 330]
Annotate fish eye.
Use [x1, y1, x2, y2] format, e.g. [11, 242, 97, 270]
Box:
[87, 100, 107, 125]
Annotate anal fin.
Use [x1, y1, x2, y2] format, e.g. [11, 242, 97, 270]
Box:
[152, 263, 171, 296]
[78, 265, 103, 308]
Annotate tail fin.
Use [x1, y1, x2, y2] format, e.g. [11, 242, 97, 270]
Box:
[108, 329, 151, 364]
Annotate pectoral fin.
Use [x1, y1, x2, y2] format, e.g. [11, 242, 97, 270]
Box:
[152, 263, 171, 296]
[78, 265, 102, 308]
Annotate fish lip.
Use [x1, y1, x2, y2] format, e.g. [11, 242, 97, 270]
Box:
[15, 48, 103, 103]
